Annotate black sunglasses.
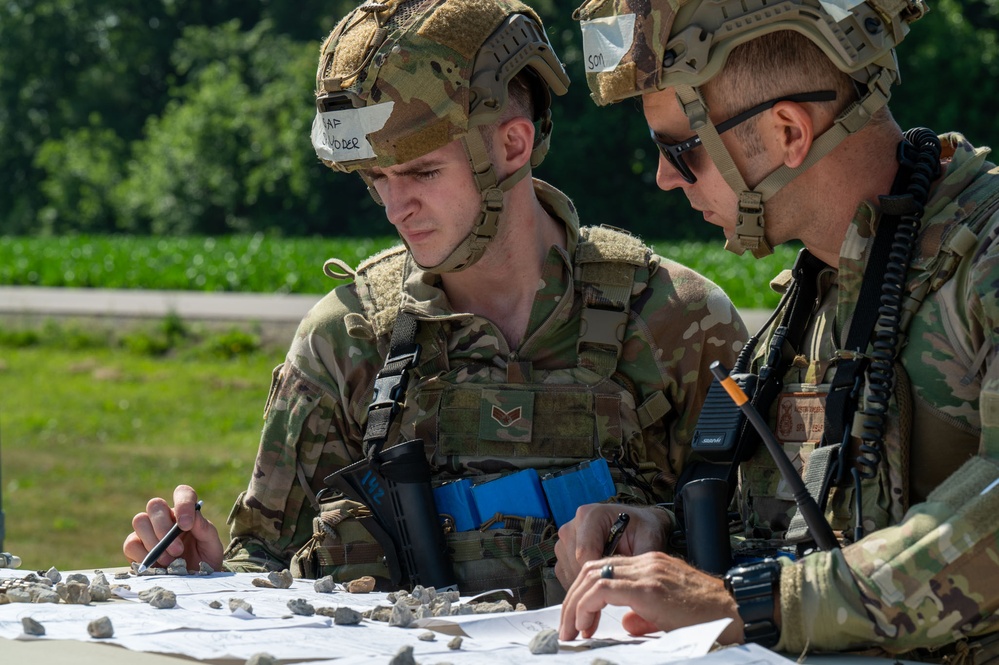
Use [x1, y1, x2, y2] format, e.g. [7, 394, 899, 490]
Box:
[649, 90, 837, 184]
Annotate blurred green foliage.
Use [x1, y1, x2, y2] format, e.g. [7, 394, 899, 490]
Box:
[1, 0, 996, 240]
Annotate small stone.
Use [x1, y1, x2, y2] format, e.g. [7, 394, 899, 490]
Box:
[198, 561, 215, 576]
[333, 606, 362, 625]
[389, 645, 417, 665]
[65, 573, 89, 585]
[166, 559, 189, 575]
[149, 589, 177, 609]
[89, 585, 112, 602]
[244, 653, 278, 665]
[229, 598, 254, 615]
[313, 575, 336, 593]
[346, 576, 376, 593]
[287, 598, 315, 616]
[447, 636, 463, 650]
[528, 628, 559, 655]
[138, 586, 167, 602]
[417, 630, 436, 641]
[208, 599, 223, 609]
[414, 605, 431, 620]
[430, 597, 452, 616]
[92, 571, 109, 587]
[472, 599, 513, 613]
[6, 588, 31, 603]
[389, 602, 413, 627]
[590, 659, 619, 665]
[268, 569, 293, 589]
[44, 567, 62, 584]
[87, 616, 114, 639]
[21, 617, 45, 636]
[113, 571, 130, 580]
[31, 589, 61, 604]
[251, 577, 275, 589]
[515, 602, 527, 612]
[370, 605, 393, 622]
[314, 606, 335, 617]
[64, 581, 92, 605]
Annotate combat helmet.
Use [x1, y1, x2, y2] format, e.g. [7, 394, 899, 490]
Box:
[572, 0, 928, 257]
[312, 0, 570, 273]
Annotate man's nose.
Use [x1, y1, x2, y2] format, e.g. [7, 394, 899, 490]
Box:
[656, 155, 689, 192]
[381, 181, 416, 226]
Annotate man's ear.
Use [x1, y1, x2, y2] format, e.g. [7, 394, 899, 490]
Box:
[495, 115, 535, 171]
[771, 101, 815, 169]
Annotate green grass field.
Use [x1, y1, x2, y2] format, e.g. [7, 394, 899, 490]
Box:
[0, 339, 283, 571]
[0, 234, 800, 309]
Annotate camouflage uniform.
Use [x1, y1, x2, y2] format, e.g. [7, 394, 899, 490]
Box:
[736, 134, 999, 656]
[223, 180, 746, 606]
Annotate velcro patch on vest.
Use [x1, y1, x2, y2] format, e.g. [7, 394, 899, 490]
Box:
[775, 391, 827, 444]
[479, 389, 534, 443]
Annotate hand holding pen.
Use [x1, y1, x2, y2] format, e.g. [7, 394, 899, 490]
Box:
[602, 512, 631, 557]
[123, 485, 225, 573]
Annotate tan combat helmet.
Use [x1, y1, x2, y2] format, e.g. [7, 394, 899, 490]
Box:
[572, 0, 928, 257]
[312, 0, 570, 273]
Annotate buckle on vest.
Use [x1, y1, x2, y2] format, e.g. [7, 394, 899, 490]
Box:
[577, 306, 628, 358]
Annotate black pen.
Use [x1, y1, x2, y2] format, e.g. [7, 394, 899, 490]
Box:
[137, 500, 203, 573]
[602, 512, 630, 557]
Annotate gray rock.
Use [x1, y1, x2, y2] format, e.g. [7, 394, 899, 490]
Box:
[244, 653, 278, 665]
[414, 605, 431, 620]
[389, 602, 414, 628]
[65, 573, 89, 585]
[389, 645, 417, 665]
[229, 598, 254, 615]
[6, 588, 31, 603]
[113, 571, 131, 580]
[528, 628, 559, 655]
[269, 569, 293, 589]
[44, 567, 62, 584]
[64, 581, 92, 605]
[430, 597, 452, 617]
[209, 599, 223, 609]
[417, 630, 436, 641]
[89, 583, 113, 602]
[313, 575, 336, 594]
[472, 599, 513, 614]
[87, 616, 114, 639]
[447, 636, 463, 650]
[148, 589, 177, 609]
[138, 586, 167, 602]
[198, 561, 215, 576]
[370, 606, 393, 622]
[591, 659, 619, 665]
[92, 571, 110, 587]
[21, 617, 45, 636]
[333, 606, 363, 625]
[166, 558, 189, 575]
[286, 598, 315, 616]
[31, 589, 60, 604]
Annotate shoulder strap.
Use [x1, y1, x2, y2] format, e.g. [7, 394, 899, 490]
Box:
[574, 225, 653, 378]
[362, 311, 421, 461]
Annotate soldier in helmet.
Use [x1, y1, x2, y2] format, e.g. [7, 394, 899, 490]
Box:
[123, 0, 746, 608]
[556, 0, 999, 657]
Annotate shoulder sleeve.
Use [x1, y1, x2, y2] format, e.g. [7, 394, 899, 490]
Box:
[631, 257, 748, 475]
[779, 205, 999, 654]
[223, 285, 383, 569]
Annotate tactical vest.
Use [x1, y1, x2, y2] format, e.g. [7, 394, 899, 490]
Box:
[291, 226, 675, 607]
[736, 177, 999, 551]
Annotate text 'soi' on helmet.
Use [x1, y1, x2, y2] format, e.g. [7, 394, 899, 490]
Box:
[572, 0, 928, 258]
[312, 0, 570, 273]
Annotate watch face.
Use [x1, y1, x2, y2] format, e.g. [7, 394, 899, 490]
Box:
[725, 559, 781, 648]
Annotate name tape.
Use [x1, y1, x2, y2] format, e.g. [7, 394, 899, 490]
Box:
[311, 101, 395, 163]
[819, 0, 865, 22]
[580, 14, 636, 74]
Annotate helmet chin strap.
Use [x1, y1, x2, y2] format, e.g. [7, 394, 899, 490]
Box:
[673, 62, 894, 259]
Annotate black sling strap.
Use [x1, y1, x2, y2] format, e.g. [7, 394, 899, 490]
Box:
[362, 310, 421, 462]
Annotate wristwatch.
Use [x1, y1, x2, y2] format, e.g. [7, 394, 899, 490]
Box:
[723, 558, 782, 648]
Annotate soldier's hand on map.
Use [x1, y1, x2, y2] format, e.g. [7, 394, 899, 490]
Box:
[554, 504, 671, 589]
[123, 484, 225, 572]
[558, 550, 744, 642]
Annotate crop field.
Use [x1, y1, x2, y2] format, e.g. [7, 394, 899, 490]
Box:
[0, 234, 800, 309]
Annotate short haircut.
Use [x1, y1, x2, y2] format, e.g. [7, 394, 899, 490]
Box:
[703, 30, 882, 157]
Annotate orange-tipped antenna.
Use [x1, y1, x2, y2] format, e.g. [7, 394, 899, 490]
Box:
[708, 361, 839, 552]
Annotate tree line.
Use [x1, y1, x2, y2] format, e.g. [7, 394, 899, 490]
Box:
[2, 0, 996, 241]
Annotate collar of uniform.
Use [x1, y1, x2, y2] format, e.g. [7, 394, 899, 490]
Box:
[396, 178, 581, 320]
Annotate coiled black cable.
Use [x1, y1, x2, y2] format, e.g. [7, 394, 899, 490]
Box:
[854, 129, 941, 500]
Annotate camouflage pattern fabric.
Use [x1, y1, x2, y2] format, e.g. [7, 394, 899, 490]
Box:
[737, 133, 999, 656]
[222, 181, 747, 601]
